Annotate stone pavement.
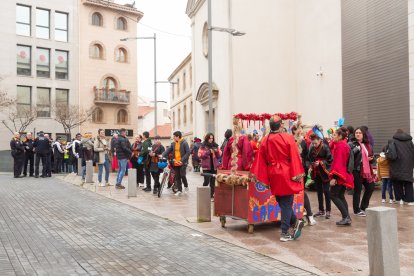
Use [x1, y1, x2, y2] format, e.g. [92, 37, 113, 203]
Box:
[0, 174, 315, 276]
[62, 170, 414, 276]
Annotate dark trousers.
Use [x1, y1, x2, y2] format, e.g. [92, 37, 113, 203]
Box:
[151, 171, 161, 190]
[330, 184, 349, 218]
[393, 180, 414, 203]
[304, 192, 312, 216]
[13, 155, 24, 177]
[35, 153, 47, 176]
[54, 156, 63, 173]
[131, 161, 145, 184]
[315, 176, 331, 212]
[46, 153, 52, 176]
[173, 165, 188, 192]
[202, 169, 216, 198]
[381, 178, 394, 200]
[23, 153, 34, 176]
[72, 158, 78, 173]
[352, 171, 375, 213]
[144, 164, 151, 188]
[275, 195, 297, 233]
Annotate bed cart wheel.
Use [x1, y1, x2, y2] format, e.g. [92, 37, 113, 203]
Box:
[247, 224, 254, 234]
[220, 216, 226, 228]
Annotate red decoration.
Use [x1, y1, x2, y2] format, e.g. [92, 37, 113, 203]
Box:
[58, 56, 65, 63]
[19, 51, 27, 59]
[234, 112, 298, 128]
[39, 54, 46, 62]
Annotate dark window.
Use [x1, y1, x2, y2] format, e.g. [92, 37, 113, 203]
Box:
[117, 109, 128, 123]
[55, 50, 68, 79]
[36, 48, 50, 78]
[116, 48, 127, 62]
[17, 86, 31, 114]
[90, 44, 103, 59]
[117, 17, 127, 30]
[93, 108, 103, 123]
[37, 87, 50, 117]
[17, 45, 31, 76]
[92, 12, 102, 26]
[56, 89, 69, 107]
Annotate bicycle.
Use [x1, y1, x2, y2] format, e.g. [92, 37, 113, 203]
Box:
[158, 158, 178, 198]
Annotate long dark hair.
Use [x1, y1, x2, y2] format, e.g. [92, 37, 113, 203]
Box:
[354, 127, 369, 144]
[203, 133, 218, 148]
[204, 133, 215, 144]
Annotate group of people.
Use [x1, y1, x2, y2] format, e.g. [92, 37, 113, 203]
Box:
[10, 131, 82, 178]
[10, 118, 414, 242]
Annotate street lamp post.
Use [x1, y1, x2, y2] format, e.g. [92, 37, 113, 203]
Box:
[121, 34, 159, 135]
[207, 0, 245, 134]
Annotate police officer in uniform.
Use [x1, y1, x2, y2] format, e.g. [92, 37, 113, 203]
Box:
[10, 132, 25, 178]
[23, 132, 35, 177]
[34, 131, 50, 178]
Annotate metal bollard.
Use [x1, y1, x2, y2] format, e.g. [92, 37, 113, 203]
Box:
[85, 160, 94, 183]
[77, 158, 82, 176]
[128, 168, 137, 197]
[197, 186, 211, 222]
[366, 207, 400, 276]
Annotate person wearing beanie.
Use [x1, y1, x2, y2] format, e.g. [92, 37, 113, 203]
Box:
[251, 115, 305, 242]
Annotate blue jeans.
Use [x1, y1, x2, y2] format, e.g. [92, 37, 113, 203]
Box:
[98, 154, 110, 183]
[381, 178, 394, 200]
[275, 195, 297, 234]
[116, 158, 128, 185]
[81, 166, 86, 180]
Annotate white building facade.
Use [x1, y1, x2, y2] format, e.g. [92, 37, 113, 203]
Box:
[0, 0, 79, 171]
[168, 53, 195, 142]
[187, 0, 343, 145]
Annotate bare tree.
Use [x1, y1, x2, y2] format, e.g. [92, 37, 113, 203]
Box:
[0, 90, 15, 108]
[1, 105, 37, 134]
[53, 104, 96, 138]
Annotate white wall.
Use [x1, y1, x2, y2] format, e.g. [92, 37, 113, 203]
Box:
[190, 0, 343, 143]
[0, 0, 79, 151]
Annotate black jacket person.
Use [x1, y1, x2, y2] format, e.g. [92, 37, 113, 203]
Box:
[10, 133, 25, 178]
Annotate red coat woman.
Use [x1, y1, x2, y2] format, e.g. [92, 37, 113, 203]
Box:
[329, 129, 354, 226]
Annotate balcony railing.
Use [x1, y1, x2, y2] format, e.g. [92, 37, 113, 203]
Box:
[94, 87, 130, 105]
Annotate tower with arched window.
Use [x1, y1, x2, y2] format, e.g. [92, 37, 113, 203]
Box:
[79, 0, 143, 137]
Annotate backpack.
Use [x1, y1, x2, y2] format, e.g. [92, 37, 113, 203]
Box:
[385, 140, 398, 161]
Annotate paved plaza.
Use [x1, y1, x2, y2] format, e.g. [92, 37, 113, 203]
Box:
[0, 174, 314, 276]
[62, 170, 414, 276]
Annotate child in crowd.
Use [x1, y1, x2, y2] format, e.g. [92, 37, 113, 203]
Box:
[377, 146, 394, 204]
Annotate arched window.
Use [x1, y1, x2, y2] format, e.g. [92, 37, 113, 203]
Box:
[90, 43, 103, 59]
[176, 78, 180, 96]
[103, 77, 117, 89]
[183, 104, 187, 125]
[117, 109, 128, 124]
[178, 107, 181, 128]
[116, 17, 127, 30]
[116, 48, 127, 62]
[172, 111, 175, 129]
[93, 107, 103, 123]
[183, 71, 186, 90]
[92, 12, 103, 26]
[190, 101, 193, 123]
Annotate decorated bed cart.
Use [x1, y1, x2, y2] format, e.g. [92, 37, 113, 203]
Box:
[214, 113, 305, 233]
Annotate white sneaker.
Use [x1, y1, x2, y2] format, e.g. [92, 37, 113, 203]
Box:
[407, 202, 414, 206]
[308, 215, 317, 226]
[174, 191, 182, 196]
[389, 199, 394, 204]
[184, 187, 189, 193]
[138, 183, 145, 187]
[381, 199, 386, 203]
[400, 200, 404, 205]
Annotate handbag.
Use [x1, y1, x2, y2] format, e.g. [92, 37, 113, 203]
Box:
[137, 156, 144, 164]
[93, 151, 100, 163]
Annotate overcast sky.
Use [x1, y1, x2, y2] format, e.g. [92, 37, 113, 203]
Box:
[115, 0, 191, 104]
